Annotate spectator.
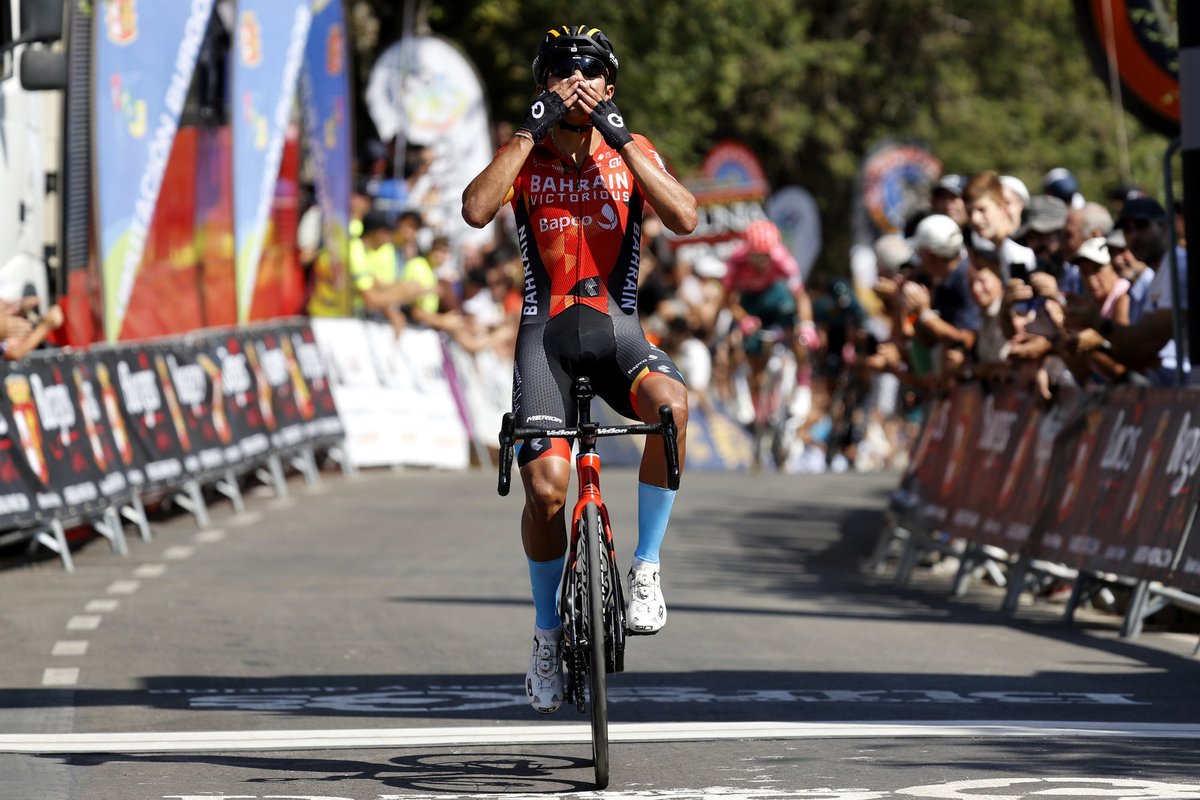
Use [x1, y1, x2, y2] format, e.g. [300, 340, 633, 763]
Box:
[931, 175, 967, 228]
[349, 210, 414, 337]
[1024, 195, 1079, 296]
[1000, 175, 1030, 233]
[1107, 227, 1154, 324]
[965, 243, 1012, 377]
[1070, 196, 1190, 386]
[1043, 167, 1085, 210]
[0, 303, 63, 361]
[1063, 237, 1129, 385]
[964, 171, 1035, 283]
[901, 214, 979, 379]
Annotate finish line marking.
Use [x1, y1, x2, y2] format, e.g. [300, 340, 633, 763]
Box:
[4, 720, 1200, 754]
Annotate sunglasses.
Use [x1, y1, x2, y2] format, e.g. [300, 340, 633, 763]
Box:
[546, 56, 608, 81]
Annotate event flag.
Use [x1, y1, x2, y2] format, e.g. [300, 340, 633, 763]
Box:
[232, 0, 312, 324]
[299, 0, 354, 318]
[94, 0, 215, 341]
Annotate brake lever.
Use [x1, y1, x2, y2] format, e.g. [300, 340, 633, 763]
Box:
[498, 412, 516, 496]
[657, 404, 681, 491]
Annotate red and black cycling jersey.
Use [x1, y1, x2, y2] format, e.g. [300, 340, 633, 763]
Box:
[505, 133, 673, 322]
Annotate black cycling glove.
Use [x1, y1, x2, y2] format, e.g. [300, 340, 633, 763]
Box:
[518, 90, 568, 142]
[590, 99, 634, 150]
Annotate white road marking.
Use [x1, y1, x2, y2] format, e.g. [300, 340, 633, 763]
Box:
[51, 641, 88, 657]
[134, 564, 167, 578]
[40, 668, 79, 687]
[107, 579, 141, 595]
[4, 720, 1200, 754]
[194, 529, 227, 544]
[85, 599, 120, 613]
[163, 546, 195, 560]
[228, 512, 262, 528]
[66, 615, 101, 631]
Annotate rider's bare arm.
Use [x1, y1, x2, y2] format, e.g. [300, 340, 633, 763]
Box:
[461, 136, 536, 229]
[462, 79, 583, 228]
[573, 80, 696, 235]
[618, 143, 697, 236]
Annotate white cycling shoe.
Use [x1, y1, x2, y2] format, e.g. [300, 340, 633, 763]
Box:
[526, 630, 564, 714]
[626, 560, 667, 635]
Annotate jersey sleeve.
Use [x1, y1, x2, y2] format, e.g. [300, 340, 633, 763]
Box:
[771, 245, 803, 292]
[631, 134, 674, 176]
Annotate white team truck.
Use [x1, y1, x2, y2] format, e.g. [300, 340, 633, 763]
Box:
[0, 0, 65, 307]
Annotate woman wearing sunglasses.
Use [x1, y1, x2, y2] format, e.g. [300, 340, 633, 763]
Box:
[463, 25, 698, 714]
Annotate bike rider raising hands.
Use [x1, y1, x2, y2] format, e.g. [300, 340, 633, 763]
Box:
[462, 25, 698, 714]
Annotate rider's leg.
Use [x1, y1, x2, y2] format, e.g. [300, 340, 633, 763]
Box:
[519, 443, 571, 713]
[519, 443, 572, 626]
[627, 376, 688, 634]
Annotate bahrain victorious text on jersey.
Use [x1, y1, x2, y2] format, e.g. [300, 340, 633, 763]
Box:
[507, 133, 672, 322]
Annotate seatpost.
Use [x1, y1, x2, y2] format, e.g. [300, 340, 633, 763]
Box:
[573, 377, 597, 451]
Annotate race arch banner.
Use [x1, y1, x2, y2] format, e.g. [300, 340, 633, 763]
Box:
[232, 0, 312, 324]
[94, 0, 216, 341]
[299, 0, 354, 318]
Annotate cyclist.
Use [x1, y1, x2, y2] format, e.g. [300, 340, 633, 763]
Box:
[462, 25, 697, 714]
[724, 219, 817, 429]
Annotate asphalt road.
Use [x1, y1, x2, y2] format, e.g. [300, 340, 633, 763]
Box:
[1, 466, 1199, 800]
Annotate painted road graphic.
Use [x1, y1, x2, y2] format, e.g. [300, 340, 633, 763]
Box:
[159, 778, 1200, 799]
[147, 684, 1147, 714]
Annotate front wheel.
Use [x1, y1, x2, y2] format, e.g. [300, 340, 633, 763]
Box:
[582, 502, 609, 789]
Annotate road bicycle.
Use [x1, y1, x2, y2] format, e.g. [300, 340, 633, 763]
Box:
[747, 326, 806, 470]
[497, 375, 681, 789]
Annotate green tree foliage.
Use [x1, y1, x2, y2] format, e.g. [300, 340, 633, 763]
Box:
[353, 0, 1173, 272]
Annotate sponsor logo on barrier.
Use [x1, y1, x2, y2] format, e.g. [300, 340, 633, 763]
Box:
[218, 348, 252, 397]
[1167, 412, 1200, 497]
[978, 396, 1016, 455]
[1099, 409, 1140, 472]
[118, 360, 162, 417]
[28, 374, 76, 446]
[165, 355, 206, 408]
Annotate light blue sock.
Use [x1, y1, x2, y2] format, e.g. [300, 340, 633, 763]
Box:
[635, 482, 677, 565]
[528, 556, 565, 630]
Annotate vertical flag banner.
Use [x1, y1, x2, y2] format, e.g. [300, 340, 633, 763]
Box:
[299, 0, 354, 318]
[94, 0, 215, 341]
[233, 0, 313, 324]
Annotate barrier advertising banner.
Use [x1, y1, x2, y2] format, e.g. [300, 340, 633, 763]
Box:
[299, 0, 354, 318]
[940, 386, 1033, 543]
[917, 387, 984, 529]
[95, 0, 215, 341]
[232, 0, 312, 324]
[0, 353, 128, 522]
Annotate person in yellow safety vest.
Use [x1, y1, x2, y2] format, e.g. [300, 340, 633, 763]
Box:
[350, 210, 429, 336]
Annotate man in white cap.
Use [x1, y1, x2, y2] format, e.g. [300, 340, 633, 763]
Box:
[901, 214, 980, 369]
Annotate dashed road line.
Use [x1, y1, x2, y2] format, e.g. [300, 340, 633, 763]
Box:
[107, 579, 141, 595]
[194, 529, 227, 544]
[228, 512, 262, 528]
[66, 615, 101, 631]
[163, 546, 195, 560]
[134, 564, 167, 578]
[40, 668, 79, 687]
[4, 720, 1200, 754]
[51, 641, 88, 657]
[85, 599, 120, 613]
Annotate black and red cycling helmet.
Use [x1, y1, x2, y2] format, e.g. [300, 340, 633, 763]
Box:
[532, 25, 619, 86]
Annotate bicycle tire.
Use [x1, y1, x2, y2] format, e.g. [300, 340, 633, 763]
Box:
[582, 502, 609, 789]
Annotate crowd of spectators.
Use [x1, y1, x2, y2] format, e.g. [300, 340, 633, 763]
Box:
[319, 136, 1191, 474]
